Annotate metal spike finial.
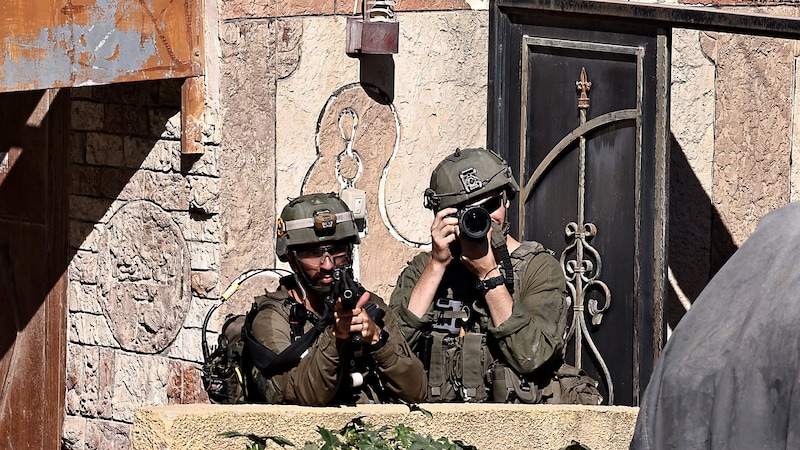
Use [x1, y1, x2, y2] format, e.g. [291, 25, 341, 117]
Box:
[576, 67, 591, 110]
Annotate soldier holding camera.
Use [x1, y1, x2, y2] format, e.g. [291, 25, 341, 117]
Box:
[249, 193, 426, 405]
[390, 148, 600, 404]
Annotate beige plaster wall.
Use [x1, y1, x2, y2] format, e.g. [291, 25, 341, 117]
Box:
[667, 9, 800, 327]
[131, 404, 639, 450]
[272, 11, 489, 298]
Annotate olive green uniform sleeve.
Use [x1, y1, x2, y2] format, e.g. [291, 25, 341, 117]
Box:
[488, 252, 567, 375]
[389, 252, 434, 349]
[368, 295, 428, 403]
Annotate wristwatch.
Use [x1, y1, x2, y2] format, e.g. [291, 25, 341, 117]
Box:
[368, 329, 390, 352]
[475, 275, 505, 291]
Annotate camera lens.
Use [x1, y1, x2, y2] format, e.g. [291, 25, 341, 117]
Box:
[459, 205, 492, 240]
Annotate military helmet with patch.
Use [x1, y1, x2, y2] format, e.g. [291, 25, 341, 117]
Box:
[275, 192, 360, 262]
[424, 148, 520, 212]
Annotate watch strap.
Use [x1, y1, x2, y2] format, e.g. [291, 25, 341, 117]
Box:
[476, 275, 505, 291]
[368, 329, 390, 352]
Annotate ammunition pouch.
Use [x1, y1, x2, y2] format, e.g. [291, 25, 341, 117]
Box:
[540, 363, 603, 405]
[490, 362, 540, 403]
[421, 330, 602, 405]
[423, 331, 492, 402]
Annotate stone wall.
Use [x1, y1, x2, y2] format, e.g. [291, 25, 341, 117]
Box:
[65, 80, 221, 448]
[62, 0, 800, 448]
[130, 404, 639, 450]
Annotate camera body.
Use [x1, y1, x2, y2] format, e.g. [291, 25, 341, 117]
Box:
[450, 205, 492, 240]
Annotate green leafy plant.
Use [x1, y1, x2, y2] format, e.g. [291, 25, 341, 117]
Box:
[222, 408, 593, 450]
[222, 413, 477, 450]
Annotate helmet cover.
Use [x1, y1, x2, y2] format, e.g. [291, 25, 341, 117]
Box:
[424, 148, 520, 212]
[275, 192, 360, 262]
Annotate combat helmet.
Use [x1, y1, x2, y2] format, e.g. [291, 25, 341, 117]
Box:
[275, 192, 360, 262]
[423, 148, 520, 212]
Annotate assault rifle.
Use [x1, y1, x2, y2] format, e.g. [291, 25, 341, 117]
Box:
[325, 264, 383, 345]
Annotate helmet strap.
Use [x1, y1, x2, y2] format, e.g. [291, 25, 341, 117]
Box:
[291, 272, 308, 302]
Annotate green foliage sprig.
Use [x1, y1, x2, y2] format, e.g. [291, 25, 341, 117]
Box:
[222, 407, 592, 450]
[221, 412, 477, 450]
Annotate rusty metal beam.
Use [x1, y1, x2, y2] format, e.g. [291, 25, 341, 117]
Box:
[0, 0, 203, 93]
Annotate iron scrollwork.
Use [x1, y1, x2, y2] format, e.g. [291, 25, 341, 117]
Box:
[560, 67, 614, 404]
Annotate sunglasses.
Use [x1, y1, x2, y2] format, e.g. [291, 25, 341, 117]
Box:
[468, 193, 505, 213]
[295, 244, 350, 267]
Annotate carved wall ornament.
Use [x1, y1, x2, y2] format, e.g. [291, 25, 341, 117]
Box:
[97, 201, 191, 353]
[304, 83, 424, 297]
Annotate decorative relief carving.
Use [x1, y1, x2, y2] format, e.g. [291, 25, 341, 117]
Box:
[304, 83, 422, 297]
[275, 19, 302, 80]
[97, 201, 191, 353]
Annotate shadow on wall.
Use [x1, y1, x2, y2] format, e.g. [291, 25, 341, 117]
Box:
[68, 78, 189, 265]
[0, 89, 70, 371]
[358, 54, 395, 102]
[67, 78, 213, 362]
[0, 77, 193, 393]
[667, 132, 738, 329]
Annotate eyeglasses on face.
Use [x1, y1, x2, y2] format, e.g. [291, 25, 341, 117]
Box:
[294, 244, 350, 267]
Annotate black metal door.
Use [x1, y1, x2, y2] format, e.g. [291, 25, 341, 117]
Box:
[490, 2, 669, 406]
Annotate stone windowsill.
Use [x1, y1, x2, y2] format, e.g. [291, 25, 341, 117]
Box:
[131, 403, 639, 450]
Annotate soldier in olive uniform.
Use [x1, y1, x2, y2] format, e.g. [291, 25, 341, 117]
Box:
[391, 148, 599, 404]
[250, 193, 427, 405]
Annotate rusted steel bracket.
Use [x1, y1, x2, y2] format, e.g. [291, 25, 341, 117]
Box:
[181, 76, 205, 155]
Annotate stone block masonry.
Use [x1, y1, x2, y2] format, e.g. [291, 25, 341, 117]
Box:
[65, 79, 219, 449]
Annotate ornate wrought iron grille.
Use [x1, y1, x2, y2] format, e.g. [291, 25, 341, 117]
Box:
[518, 37, 646, 405]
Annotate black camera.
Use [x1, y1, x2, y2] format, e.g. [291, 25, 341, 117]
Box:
[452, 205, 492, 240]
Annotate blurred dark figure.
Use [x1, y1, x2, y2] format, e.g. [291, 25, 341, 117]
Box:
[631, 201, 800, 449]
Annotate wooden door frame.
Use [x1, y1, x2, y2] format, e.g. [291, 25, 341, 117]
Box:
[46, 88, 69, 448]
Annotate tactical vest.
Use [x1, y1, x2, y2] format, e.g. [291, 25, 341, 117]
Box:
[419, 242, 602, 405]
[202, 296, 322, 404]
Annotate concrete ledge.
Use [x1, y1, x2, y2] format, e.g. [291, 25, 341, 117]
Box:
[131, 403, 638, 450]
